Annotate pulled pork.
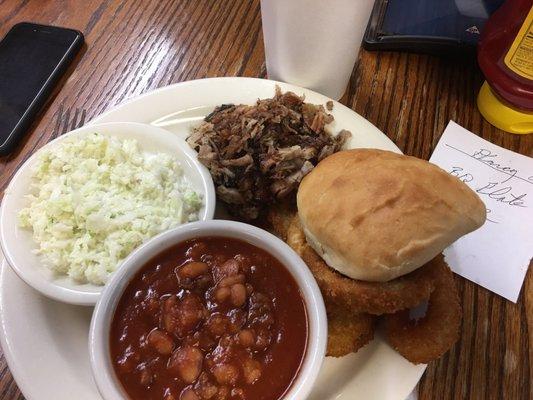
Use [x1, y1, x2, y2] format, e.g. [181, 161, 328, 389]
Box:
[187, 87, 351, 220]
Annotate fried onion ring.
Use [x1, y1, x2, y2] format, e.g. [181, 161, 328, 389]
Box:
[326, 303, 375, 357]
[286, 215, 435, 315]
[384, 255, 462, 364]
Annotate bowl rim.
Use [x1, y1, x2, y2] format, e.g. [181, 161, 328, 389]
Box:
[89, 219, 327, 400]
[0, 121, 216, 306]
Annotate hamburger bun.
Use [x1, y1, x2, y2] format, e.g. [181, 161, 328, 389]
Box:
[297, 149, 486, 282]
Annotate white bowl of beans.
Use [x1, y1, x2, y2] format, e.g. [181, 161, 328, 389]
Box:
[89, 219, 327, 400]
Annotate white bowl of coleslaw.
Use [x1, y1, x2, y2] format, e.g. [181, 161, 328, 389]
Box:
[0, 122, 215, 305]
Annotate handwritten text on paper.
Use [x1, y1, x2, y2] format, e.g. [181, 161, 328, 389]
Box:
[429, 121, 532, 302]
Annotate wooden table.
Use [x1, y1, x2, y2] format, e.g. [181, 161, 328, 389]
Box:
[0, 1, 531, 399]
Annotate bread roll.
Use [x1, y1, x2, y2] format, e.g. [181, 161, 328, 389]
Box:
[297, 149, 486, 282]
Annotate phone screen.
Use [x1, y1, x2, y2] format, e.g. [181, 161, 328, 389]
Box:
[0, 23, 82, 150]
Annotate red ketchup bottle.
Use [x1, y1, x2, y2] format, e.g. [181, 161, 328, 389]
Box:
[477, 0, 533, 134]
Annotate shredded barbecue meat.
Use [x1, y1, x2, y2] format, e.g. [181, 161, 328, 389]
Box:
[187, 87, 351, 220]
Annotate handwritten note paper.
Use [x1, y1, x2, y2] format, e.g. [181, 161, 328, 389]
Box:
[429, 121, 532, 302]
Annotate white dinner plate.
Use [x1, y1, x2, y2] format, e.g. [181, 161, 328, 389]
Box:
[0, 77, 425, 400]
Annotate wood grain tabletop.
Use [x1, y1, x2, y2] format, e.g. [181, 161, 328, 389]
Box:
[0, 1, 531, 399]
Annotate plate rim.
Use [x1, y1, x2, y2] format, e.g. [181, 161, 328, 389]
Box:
[91, 77, 400, 154]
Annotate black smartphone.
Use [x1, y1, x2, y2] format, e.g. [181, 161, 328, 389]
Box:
[0, 22, 83, 155]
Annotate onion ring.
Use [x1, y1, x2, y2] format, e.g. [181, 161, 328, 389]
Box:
[383, 255, 462, 364]
[326, 303, 375, 357]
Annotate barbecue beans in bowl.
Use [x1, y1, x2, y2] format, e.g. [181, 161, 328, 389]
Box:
[89, 220, 327, 400]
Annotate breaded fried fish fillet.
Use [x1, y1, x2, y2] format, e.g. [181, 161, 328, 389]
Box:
[286, 215, 435, 315]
